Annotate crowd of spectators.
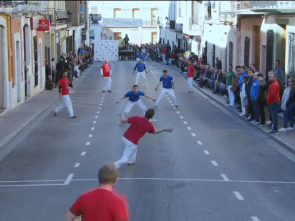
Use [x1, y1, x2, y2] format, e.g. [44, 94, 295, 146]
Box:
[45, 43, 94, 89]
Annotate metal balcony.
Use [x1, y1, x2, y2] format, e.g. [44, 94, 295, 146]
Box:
[250, 1, 295, 13]
[142, 19, 157, 27]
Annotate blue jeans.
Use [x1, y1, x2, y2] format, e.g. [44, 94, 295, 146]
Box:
[283, 102, 295, 128]
[269, 101, 280, 131]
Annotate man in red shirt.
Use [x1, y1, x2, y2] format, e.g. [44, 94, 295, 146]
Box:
[115, 109, 173, 168]
[186, 61, 196, 93]
[101, 59, 112, 93]
[66, 161, 130, 221]
[53, 71, 76, 118]
[161, 46, 166, 64]
[267, 71, 280, 134]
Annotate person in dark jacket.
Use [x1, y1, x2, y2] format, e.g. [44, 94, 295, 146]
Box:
[257, 74, 267, 125]
[245, 69, 254, 121]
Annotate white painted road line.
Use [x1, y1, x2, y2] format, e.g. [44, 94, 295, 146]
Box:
[97, 111, 100, 114]
[98, 107, 101, 110]
[85, 142, 90, 146]
[89, 134, 93, 138]
[191, 133, 196, 137]
[211, 161, 218, 166]
[74, 163, 80, 168]
[91, 127, 95, 131]
[233, 191, 244, 200]
[93, 121, 96, 124]
[81, 152, 86, 156]
[197, 141, 202, 145]
[180, 116, 183, 119]
[204, 150, 210, 155]
[220, 174, 229, 181]
[169, 100, 171, 103]
[187, 127, 191, 130]
[64, 174, 74, 185]
[251, 216, 260, 221]
[176, 111, 180, 114]
[95, 116, 98, 118]
[183, 121, 187, 124]
[100, 103, 102, 106]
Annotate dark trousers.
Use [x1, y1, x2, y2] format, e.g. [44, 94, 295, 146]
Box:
[258, 99, 266, 124]
[269, 101, 280, 131]
[251, 98, 259, 122]
[284, 102, 295, 128]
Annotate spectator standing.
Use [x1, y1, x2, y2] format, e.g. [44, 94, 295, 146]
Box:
[101, 59, 112, 93]
[240, 76, 248, 117]
[161, 46, 166, 64]
[267, 71, 280, 134]
[53, 71, 76, 119]
[66, 161, 130, 221]
[257, 74, 267, 125]
[114, 109, 173, 168]
[238, 67, 248, 117]
[274, 59, 285, 100]
[216, 57, 222, 70]
[51, 58, 56, 82]
[186, 61, 196, 93]
[154, 70, 180, 109]
[246, 69, 254, 121]
[279, 78, 295, 131]
[250, 72, 260, 125]
[226, 65, 236, 108]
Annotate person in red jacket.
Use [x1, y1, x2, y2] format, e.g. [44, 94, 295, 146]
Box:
[101, 59, 112, 93]
[186, 61, 196, 93]
[66, 161, 130, 221]
[266, 71, 280, 134]
[161, 46, 166, 64]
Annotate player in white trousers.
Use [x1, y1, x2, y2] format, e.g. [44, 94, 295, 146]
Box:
[54, 71, 76, 118]
[101, 59, 112, 93]
[154, 70, 180, 109]
[134, 59, 148, 88]
[116, 85, 156, 125]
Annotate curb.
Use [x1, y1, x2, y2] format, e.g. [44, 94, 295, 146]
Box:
[168, 64, 295, 155]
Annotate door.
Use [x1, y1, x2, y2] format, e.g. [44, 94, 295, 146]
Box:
[244, 36, 250, 67]
[0, 26, 4, 109]
[16, 41, 21, 102]
[254, 26, 260, 71]
[152, 32, 158, 44]
[266, 30, 274, 73]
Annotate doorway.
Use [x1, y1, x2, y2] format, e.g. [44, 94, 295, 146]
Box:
[152, 32, 157, 44]
[254, 26, 260, 71]
[16, 41, 21, 102]
[23, 25, 30, 98]
[0, 26, 4, 110]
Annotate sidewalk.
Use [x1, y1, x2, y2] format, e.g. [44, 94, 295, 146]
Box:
[0, 65, 94, 160]
[168, 64, 295, 154]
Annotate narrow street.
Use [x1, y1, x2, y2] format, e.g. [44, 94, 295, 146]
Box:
[0, 61, 295, 221]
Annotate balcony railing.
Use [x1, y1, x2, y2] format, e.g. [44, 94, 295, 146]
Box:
[250, 1, 295, 8]
[142, 19, 157, 27]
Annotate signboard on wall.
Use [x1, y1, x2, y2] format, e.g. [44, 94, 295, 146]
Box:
[102, 18, 142, 27]
[37, 19, 50, 31]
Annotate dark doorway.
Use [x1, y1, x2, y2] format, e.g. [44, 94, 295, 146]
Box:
[244, 36, 250, 66]
[266, 30, 274, 73]
[229, 41, 233, 66]
[212, 44, 215, 67]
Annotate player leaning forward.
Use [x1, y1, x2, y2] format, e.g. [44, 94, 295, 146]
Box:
[101, 59, 112, 93]
[114, 109, 173, 168]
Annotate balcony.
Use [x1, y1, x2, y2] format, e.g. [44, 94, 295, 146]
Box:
[251, 1, 295, 13]
[142, 19, 157, 27]
[102, 18, 142, 27]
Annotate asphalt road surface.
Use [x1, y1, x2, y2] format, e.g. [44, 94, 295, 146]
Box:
[0, 61, 295, 221]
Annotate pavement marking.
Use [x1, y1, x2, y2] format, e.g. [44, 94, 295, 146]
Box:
[197, 141, 203, 145]
[74, 163, 80, 168]
[64, 173, 74, 185]
[220, 174, 229, 181]
[89, 134, 93, 138]
[171, 103, 174, 106]
[176, 111, 180, 114]
[95, 116, 98, 118]
[187, 127, 191, 130]
[183, 121, 187, 124]
[169, 100, 171, 103]
[97, 111, 100, 114]
[93, 121, 96, 124]
[191, 133, 196, 136]
[211, 160, 218, 166]
[100, 103, 103, 106]
[85, 142, 90, 146]
[98, 107, 101, 110]
[91, 127, 95, 131]
[233, 191, 244, 200]
[81, 152, 86, 156]
[180, 116, 183, 119]
[204, 150, 210, 155]
[251, 216, 260, 221]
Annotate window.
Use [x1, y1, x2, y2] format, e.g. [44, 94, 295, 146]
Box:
[229, 41, 233, 66]
[151, 8, 159, 26]
[244, 36, 250, 66]
[113, 8, 121, 18]
[132, 8, 140, 19]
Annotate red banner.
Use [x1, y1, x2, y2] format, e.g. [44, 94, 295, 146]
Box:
[37, 19, 50, 31]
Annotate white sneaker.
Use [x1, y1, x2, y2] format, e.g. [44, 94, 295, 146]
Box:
[278, 127, 288, 132]
[266, 121, 272, 125]
[287, 127, 294, 131]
